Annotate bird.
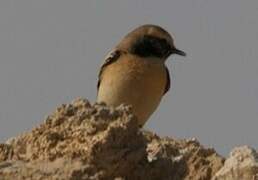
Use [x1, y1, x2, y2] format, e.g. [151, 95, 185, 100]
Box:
[97, 24, 186, 127]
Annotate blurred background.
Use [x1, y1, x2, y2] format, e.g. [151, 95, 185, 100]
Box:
[0, 0, 257, 156]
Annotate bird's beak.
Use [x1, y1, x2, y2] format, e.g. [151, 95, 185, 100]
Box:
[171, 48, 186, 56]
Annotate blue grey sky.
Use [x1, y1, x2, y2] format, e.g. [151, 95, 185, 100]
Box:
[0, 0, 257, 156]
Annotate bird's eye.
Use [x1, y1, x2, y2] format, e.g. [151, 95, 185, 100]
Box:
[161, 39, 171, 49]
[160, 38, 167, 43]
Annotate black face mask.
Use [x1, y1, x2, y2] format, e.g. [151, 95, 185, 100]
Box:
[130, 35, 172, 58]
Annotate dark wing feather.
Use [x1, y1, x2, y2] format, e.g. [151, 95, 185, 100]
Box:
[163, 67, 171, 95]
[97, 50, 122, 91]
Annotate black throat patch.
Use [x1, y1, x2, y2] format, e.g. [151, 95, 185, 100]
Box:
[130, 35, 171, 58]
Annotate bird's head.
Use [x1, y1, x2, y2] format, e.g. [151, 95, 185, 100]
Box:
[116, 24, 186, 60]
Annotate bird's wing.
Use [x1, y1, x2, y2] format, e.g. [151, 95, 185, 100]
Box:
[97, 50, 122, 91]
[163, 67, 171, 95]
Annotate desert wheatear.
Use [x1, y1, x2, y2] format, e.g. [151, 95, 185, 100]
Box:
[97, 24, 186, 127]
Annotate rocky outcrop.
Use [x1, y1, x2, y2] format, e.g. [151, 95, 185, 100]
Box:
[213, 146, 258, 180]
[0, 98, 256, 179]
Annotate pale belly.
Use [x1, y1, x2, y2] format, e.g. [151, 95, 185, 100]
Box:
[97, 56, 167, 126]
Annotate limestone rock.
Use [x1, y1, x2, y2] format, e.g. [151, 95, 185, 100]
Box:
[213, 146, 258, 180]
[0, 98, 225, 179]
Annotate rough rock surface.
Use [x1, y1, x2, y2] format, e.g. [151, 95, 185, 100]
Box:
[213, 146, 258, 180]
[0, 98, 254, 180]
